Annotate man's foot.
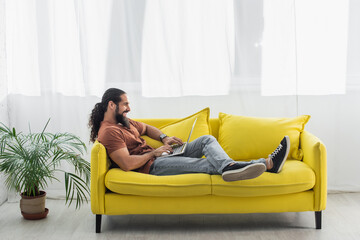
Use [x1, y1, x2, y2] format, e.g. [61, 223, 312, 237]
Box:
[268, 136, 290, 173]
[222, 163, 266, 182]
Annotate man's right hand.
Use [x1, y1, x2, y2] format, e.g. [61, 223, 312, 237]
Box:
[153, 145, 173, 157]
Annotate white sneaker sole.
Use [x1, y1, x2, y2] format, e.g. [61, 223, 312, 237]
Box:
[222, 163, 266, 182]
[276, 135, 290, 173]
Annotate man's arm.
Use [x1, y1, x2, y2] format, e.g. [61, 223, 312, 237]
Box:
[143, 124, 183, 146]
[109, 145, 173, 171]
[143, 124, 165, 142]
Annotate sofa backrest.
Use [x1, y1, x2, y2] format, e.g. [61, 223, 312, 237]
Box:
[209, 118, 220, 139]
[135, 118, 220, 139]
[136, 115, 309, 161]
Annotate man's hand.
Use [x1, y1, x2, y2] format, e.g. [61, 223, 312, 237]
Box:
[162, 136, 183, 146]
[153, 145, 174, 157]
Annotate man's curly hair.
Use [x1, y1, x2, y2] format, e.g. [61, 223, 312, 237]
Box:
[88, 88, 126, 142]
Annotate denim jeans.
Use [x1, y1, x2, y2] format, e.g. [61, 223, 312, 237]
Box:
[149, 135, 266, 176]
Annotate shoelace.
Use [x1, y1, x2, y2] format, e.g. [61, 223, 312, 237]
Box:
[269, 144, 283, 159]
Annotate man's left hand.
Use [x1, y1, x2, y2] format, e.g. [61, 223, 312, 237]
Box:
[162, 136, 183, 146]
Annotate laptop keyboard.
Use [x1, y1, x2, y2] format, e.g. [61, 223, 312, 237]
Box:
[172, 143, 186, 154]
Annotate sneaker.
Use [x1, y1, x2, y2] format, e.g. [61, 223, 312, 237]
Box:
[222, 163, 266, 182]
[268, 136, 290, 173]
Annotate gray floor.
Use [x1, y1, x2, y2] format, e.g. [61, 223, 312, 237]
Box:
[0, 193, 360, 240]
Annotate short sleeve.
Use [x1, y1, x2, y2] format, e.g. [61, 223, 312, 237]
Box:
[98, 126, 127, 154]
[130, 119, 146, 135]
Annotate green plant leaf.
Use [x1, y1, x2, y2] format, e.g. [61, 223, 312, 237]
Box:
[0, 120, 90, 208]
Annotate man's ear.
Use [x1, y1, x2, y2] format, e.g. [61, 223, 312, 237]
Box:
[108, 101, 116, 110]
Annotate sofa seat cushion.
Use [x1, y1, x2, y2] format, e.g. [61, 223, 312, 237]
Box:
[211, 160, 315, 197]
[105, 169, 212, 197]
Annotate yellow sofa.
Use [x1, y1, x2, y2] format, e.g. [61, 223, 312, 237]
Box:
[91, 116, 327, 233]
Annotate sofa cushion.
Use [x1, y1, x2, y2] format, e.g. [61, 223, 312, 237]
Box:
[211, 160, 315, 197]
[105, 169, 212, 197]
[141, 107, 211, 149]
[218, 113, 310, 160]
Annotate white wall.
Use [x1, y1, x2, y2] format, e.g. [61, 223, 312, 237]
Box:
[0, 0, 8, 205]
[299, 88, 360, 192]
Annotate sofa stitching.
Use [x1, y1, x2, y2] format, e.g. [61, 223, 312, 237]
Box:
[211, 182, 314, 187]
[106, 181, 313, 188]
[106, 181, 211, 187]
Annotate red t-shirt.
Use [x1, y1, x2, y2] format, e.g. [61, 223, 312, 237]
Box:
[97, 119, 155, 174]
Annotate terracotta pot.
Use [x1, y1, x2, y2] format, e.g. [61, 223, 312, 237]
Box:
[20, 191, 48, 220]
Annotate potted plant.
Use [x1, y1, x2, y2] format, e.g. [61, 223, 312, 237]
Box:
[0, 119, 90, 220]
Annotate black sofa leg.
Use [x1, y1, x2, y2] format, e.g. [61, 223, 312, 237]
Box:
[315, 211, 322, 229]
[96, 214, 102, 233]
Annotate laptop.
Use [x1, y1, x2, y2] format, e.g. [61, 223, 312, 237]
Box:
[162, 118, 197, 157]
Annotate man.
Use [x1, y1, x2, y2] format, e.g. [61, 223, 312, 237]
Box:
[89, 88, 290, 182]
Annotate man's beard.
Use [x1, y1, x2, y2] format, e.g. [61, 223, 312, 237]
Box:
[115, 107, 130, 128]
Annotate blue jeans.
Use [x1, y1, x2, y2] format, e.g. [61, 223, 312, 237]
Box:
[149, 135, 266, 176]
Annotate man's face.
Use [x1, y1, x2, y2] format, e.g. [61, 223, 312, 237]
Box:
[115, 94, 131, 128]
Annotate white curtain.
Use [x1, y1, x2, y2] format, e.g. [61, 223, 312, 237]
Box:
[141, 0, 235, 97]
[5, 0, 235, 98]
[5, 0, 112, 97]
[261, 0, 349, 96]
[2, 0, 360, 201]
[3, 0, 115, 201]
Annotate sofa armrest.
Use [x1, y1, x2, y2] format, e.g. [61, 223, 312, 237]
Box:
[90, 141, 110, 214]
[300, 130, 327, 211]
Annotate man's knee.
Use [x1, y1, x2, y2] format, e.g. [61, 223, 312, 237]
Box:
[199, 135, 216, 143]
